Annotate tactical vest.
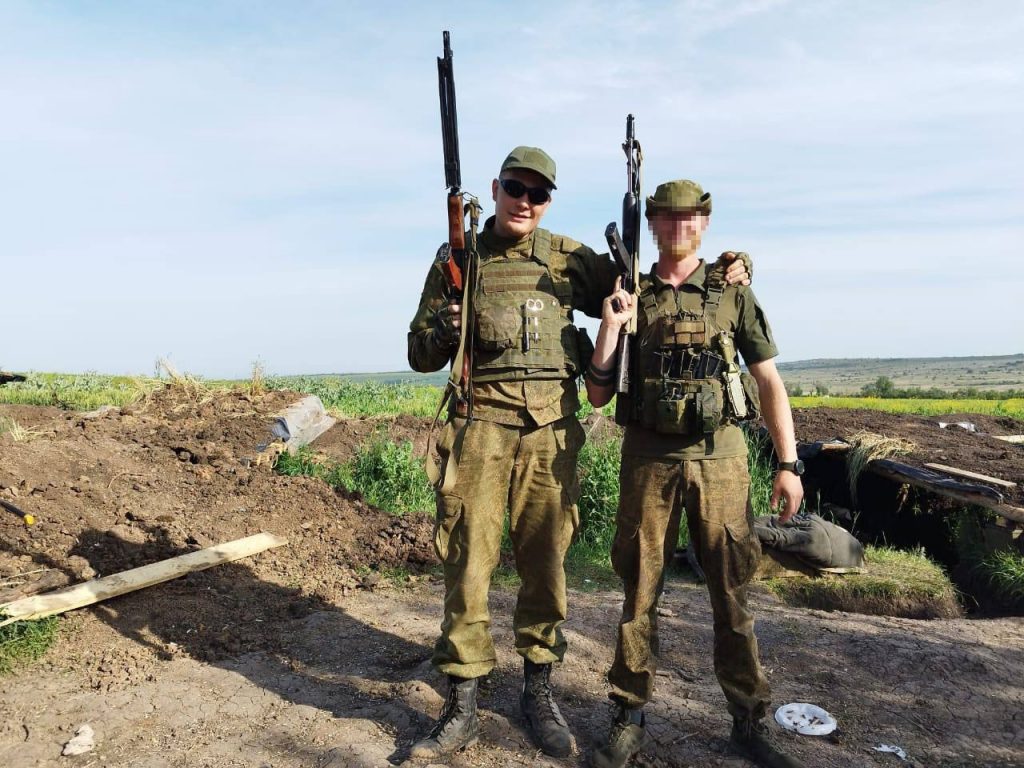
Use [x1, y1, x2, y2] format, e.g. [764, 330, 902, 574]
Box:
[615, 267, 760, 435]
[471, 229, 588, 382]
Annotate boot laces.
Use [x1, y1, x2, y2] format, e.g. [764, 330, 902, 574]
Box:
[527, 670, 568, 728]
[427, 683, 462, 740]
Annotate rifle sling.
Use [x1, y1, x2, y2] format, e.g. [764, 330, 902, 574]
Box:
[425, 197, 482, 493]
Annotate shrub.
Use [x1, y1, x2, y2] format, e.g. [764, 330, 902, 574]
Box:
[346, 437, 434, 515]
[276, 438, 433, 516]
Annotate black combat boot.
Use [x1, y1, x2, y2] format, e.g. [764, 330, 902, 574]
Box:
[729, 717, 805, 768]
[590, 704, 645, 768]
[520, 659, 572, 757]
[408, 675, 480, 759]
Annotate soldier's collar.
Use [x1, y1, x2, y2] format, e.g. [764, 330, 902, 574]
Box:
[480, 216, 533, 255]
[649, 259, 708, 291]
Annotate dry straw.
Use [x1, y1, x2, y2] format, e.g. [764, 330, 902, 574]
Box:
[148, 358, 213, 411]
[0, 417, 44, 443]
[846, 430, 916, 504]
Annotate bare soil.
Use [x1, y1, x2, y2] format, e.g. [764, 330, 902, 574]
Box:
[1, 392, 1023, 767]
[792, 408, 1024, 506]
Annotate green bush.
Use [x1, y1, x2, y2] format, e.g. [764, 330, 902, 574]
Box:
[276, 438, 433, 516]
[346, 438, 434, 515]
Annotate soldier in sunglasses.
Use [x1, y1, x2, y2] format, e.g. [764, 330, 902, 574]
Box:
[407, 148, 751, 760]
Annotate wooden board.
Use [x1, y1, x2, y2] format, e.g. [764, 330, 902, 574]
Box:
[994, 435, 1024, 445]
[870, 463, 1024, 524]
[0, 532, 287, 626]
[923, 463, 1016, 489]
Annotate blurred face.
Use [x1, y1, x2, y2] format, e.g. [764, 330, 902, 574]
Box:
[491, 168, 552, 240]
[649, 209, 709, 261]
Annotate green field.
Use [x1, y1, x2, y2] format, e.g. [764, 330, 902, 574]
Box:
[4, 371, 1024, 422]
[777, 353, 1024, 394]
[790, 396, 1024, 420]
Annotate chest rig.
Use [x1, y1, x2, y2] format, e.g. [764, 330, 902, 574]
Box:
[618, 267, 758, 437]
[471, 229, 584, 382]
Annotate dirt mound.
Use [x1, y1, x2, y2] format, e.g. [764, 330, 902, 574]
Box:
[311, 412, 432, 465]
[793, 407, 1024, 506]
[0, 387, 435, 670]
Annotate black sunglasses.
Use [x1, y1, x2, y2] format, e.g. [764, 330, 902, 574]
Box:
[499, 178, 551, 205]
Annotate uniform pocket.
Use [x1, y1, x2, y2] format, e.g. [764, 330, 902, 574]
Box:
[474, 301, 520, 351]
[724, 519, 760, 586]
[434, 494, 464, 563]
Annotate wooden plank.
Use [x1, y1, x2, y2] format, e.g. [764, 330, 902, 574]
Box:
[870, 464, 1024, 524]
[923, 463, 1016, 489]
[818, 442, 851, 453]
[0, 532, 287, 626]
[994, 435, 1024, 445]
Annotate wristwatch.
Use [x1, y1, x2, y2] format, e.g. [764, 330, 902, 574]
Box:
[777, 459, 805, 476]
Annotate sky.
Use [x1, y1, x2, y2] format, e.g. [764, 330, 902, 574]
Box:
[2, 1, 1021, 378]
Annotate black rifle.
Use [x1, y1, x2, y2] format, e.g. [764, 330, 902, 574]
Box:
[0, 372, 26, 386]
[436, 31, 480, 416]
[604, 114, 642, 394]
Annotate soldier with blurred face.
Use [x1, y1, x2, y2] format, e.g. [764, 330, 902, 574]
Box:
[407, 152, 751, 760]
[587, 181, 805, 768]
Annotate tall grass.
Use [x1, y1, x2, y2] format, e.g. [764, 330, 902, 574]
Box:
[346, 439, 434, 515]
[276, 437, 433, 515]
[790, 396, 1024, 420]
[568, 437, 621, 577]
[266, 376, 439, 418]
[973, 550, 1024, 608]
[0, 372, 156, 410]
[745, 428, 778, 518]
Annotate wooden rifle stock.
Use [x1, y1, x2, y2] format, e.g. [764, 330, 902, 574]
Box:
[442, 194, 465, 293]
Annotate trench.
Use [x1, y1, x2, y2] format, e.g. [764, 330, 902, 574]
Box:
[799, 449, 1024, 615]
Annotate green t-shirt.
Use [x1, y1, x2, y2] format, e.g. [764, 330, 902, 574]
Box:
[621, 259, 778, 460]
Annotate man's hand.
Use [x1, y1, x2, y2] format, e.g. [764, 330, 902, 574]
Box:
[602, 276, 633, 332]
[770, 470, 804, 523]
[718, 251, 752, 286]
[433, 300, 461, 349]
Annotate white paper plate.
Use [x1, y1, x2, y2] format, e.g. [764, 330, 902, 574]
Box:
[774, 702, 837, 736]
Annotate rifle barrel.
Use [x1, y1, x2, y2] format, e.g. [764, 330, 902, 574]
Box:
[437, 31, 461, 191]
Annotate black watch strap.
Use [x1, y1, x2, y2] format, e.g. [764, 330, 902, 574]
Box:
[778, 460, 805, 476]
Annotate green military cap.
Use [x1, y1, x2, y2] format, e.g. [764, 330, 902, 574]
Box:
[500, 145, 557, 189]
[645, 179, 712, 217]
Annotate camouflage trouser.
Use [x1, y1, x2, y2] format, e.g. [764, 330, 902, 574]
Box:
[431, 415, 584, 679]
[607, 454, 771, 720]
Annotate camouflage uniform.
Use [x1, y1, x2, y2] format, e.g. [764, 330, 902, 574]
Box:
[607, 260, 778, 721]
[409, 218, 617, 679]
